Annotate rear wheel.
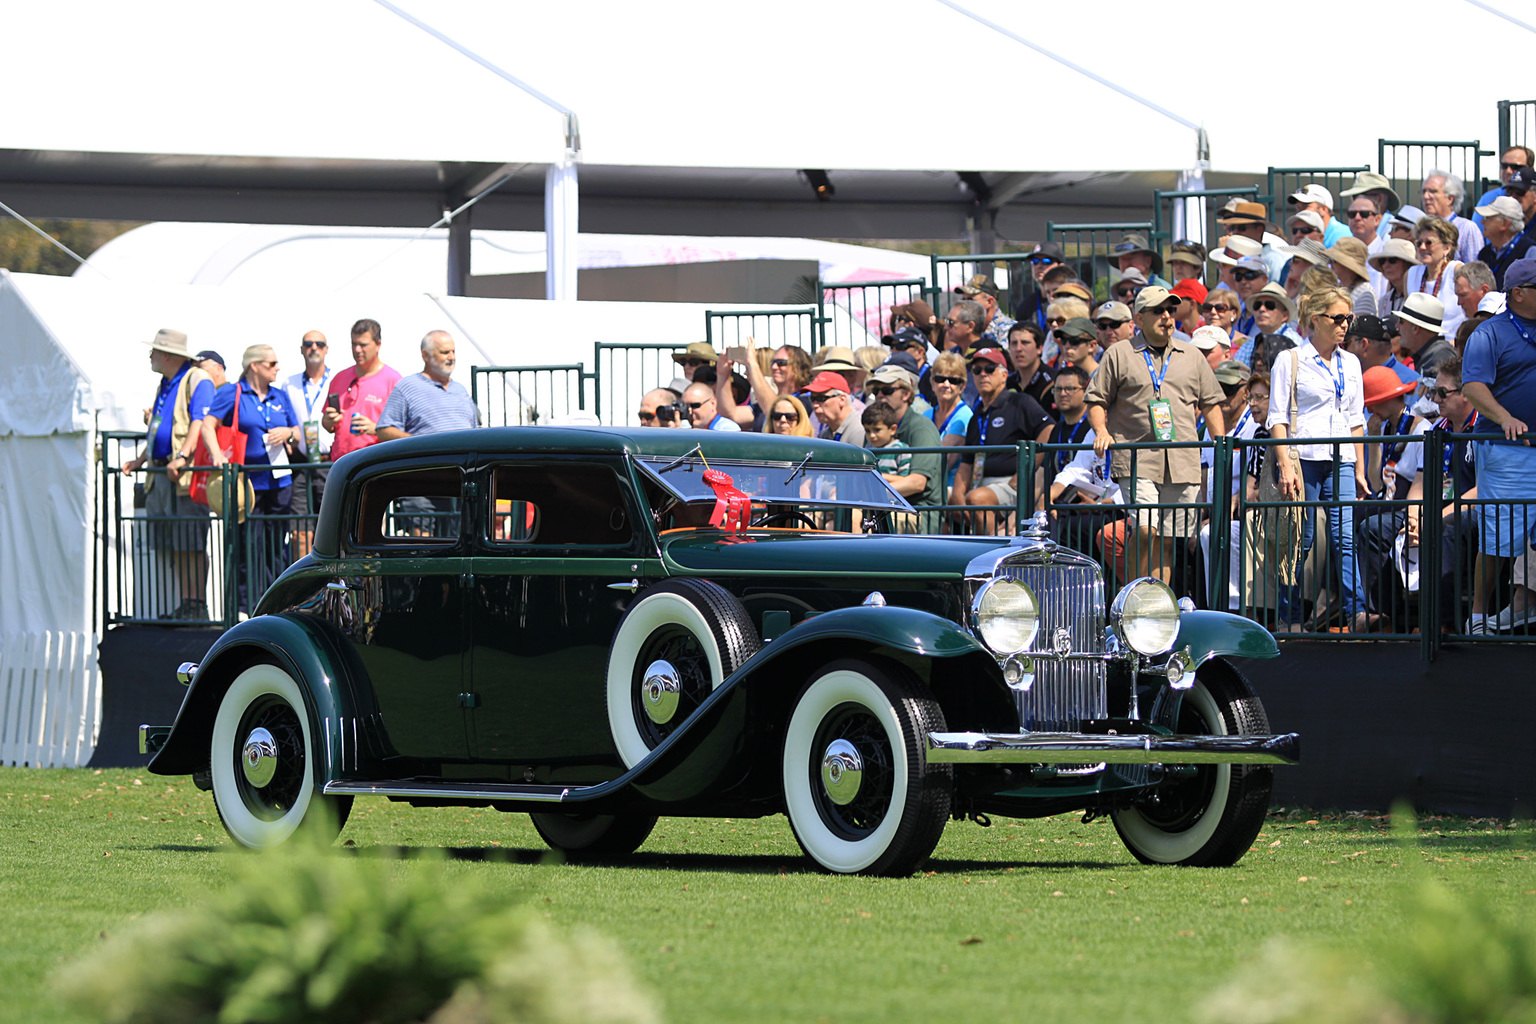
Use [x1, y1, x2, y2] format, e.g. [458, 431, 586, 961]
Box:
[529, 811, 658, 862]
[781, 658, 951, 876]
[209, 664, 351, 848]
[1111, 661, 1273, 866]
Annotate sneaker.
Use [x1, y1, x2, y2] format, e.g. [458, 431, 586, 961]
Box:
[1465, 614, 1491, 636]
[1491, 604, 1536, 632]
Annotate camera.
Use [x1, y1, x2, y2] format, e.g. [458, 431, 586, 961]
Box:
[656, 402, 687, 425]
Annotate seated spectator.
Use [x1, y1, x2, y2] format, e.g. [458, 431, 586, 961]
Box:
[811, 345, 868, 393]
[1344, 313, 1417, 386]
[1048, 365, 1125, 555]
[1278, 239, 1329, 303]
[1359, 366, 1421, 499]
[1017, 242, 1068, 331]
[1396, 294, 1457, 378]
[953, 274, 1016, 344]
[1234, 283, 1301, 371]
[1211, 235, 1264, 303]
[1165, 240, 1208, 283]
[863, 403, 911, 484]
[951, 347, 1054, 535]
[1055, 318, 1100, 378]
[1327, 237, 1379, 318]
[1406, 215, 1467, 340]
[671, 341, 718, 383]
[1199, 289, 1246, 351]
[1171, 278, 1208, 335]
[1389, 205, 1426, 240]
[1189, 325, 1231, 371]
[1421, 169, 1485, 265]
[1109, 232, 1171, 288]
[1094, 301, 1136, 350]
[943, 300, 986, 355]
[925, 352, 973, 491]
[1453, 261, 1498, 325]
[1007, 321, 1055, 413]
[862, 364, 944, 531]
[1111, 267, 1149, 309]
[807, 371, 864, 447]
[1369, 237, 1418, 315]
[637, 387, 685, 428]
[682, 381, 741, 431]
[769, 394, 815, 437]
[883, 324, 941, 405]
[1474, 196, 1532, 288]
[890, 300, 941, 349]
[1043, 295, 1092, 367]
[1288, 183, 1350, 246]
[879, 349, 934, 417]
[1199, 360, 1260, 610]
[1472, 146, 1533, 227]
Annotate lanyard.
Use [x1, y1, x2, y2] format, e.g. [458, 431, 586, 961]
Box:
[1233, 408, 1252, 436]
[1313, 349, 1344, 408]
[1381, 411, 1412, 464]
[300, 370, 331, 418]
[1056, 417, 1090, 470]
[1510, 314, 1536, 350]
[1141, 347, 1170, 396]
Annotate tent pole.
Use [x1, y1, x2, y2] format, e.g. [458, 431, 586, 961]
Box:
[447, 205, 472, 297]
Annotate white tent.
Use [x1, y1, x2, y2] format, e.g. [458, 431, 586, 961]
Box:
[0, 268, 810, 764]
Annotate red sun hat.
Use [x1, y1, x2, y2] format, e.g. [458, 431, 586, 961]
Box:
[1362, 366, 1417, 407]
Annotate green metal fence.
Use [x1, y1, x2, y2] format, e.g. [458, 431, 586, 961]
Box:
[1044, 222, 1155, 304]
[704, 307, 823, 356]
[1498, 99, 1536, 157]
[929, 253, 1034, 323]
[1378, 139, 1493, 219]
[1263, 166, 1370, 222]
[593, 341, 688, 426]
[817, 278, 926, 352]
[1152, 187, 1261, 253]
[470, 363, 587, 427]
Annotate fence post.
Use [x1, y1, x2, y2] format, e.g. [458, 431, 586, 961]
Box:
[1420, 429, 1445, 661]
[1017, 441, 1036, 530]
[1499, 100, 1512, 161]
[1210, 435, 1234, 611]
[222, 465, 238, 629]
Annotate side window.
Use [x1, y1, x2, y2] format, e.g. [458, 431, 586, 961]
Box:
[353, 467, 462, 548]
[489, 463, 633, 548]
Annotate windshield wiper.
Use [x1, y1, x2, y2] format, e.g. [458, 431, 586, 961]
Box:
[784, 451, 815, 484]
[658, 445, 703, 474]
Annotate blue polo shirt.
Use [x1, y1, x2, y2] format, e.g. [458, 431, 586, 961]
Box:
[377, 372, 480, 436]
[149, 363, 215, 460]
[208, 382, 300, 489]
[1464, 312, 1536, 437]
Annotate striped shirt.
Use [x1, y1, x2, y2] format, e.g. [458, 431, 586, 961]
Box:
[377, 373, 480, 436]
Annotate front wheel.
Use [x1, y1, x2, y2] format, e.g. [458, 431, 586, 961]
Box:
[209, 663, 351, 848]
[1111, 661, 1274, 866]
[528, 811, 658, 862]
[781, 658, 951, 876]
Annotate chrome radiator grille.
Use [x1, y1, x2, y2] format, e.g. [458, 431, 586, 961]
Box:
[996, 557, 1107, 731]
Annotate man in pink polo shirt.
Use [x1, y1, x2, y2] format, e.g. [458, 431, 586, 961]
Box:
[323, 318, 402, 460]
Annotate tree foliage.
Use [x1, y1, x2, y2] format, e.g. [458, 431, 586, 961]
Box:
[0, 218, 139, 275]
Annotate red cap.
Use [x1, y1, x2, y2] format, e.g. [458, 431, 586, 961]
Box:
[806, 371, 850, 394]
[969, 347, 1007, 367]
[1170, 278, 1208, 304]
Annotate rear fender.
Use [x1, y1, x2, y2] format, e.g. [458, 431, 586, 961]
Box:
[147, 615, 360, 786]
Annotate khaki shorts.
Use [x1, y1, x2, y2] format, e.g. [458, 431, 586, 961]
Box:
[974, 474, 1017, 509]
[1116, 477, 1201, 537]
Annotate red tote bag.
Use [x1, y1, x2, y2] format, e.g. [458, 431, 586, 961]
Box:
[190, 382, 248, 507]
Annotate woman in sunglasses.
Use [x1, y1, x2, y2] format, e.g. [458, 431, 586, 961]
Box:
[925, 351, 974, 490]
[1405, 216, 1467, 340]
[1368, 237, 1418, 315]
[1266, 286, 1369, 631]
[768, 395, 815, 437]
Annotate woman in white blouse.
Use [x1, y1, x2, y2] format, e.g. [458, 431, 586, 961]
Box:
[1267, 286, 1368, 630]
[1404, 215, 1466, 341]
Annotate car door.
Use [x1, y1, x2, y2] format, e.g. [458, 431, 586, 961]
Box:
[466, 456, 661, 781]
[332, 459, 472, 766]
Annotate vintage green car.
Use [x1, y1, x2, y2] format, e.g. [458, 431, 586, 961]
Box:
[142, 426, 1295, 876]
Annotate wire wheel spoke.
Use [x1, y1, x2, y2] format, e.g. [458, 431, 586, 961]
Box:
[234, 698, 305, 820]
[633, 627, 710, 747]
[811, 706, 894, 839]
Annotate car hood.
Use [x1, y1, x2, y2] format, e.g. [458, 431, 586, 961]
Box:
[660, 530, 1009, 578]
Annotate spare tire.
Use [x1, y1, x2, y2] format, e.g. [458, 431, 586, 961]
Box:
[605, 578, 760, 768]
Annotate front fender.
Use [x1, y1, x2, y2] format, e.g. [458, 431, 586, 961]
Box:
[1174, 610, 1279, 668]
[147, 614, 357, 783]
[766, 605, 985, 659]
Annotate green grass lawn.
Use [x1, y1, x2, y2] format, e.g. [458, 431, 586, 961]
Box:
[4, 766, 1533, 1024]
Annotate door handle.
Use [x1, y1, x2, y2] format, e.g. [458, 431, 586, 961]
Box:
[607, 578, 640, 593]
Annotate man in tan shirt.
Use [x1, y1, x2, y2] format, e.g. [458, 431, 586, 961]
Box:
[1087, 286, 1225, 585]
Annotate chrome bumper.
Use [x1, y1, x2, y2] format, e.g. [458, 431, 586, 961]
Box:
[926, 731, 1300, 765]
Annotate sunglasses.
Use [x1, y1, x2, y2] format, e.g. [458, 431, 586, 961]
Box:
[1291, 227, 1319, 236]
[1503, 161, 1527, 171]
[1253, 300, 1282, 312]
[808, 392, 841, 404]
[637, 412, 656, 423]
[1030, 256, 1058, 265]
[683, 358, 709, 367]
[1347, 209, 1377, 219]
[770, 411, 798, 422]
[931, 374, 965, 386]
[301, 340, 327, 349]
[1319, 313, 1355, 328]
[685, 400, 709, 411]
[868, 385, 904, 397]
[1379, 257, 1407, 266]
[770, 358, 790, 367]
[1094, 319, 1122, 330]
[1114, 287, 1139, 298]
[1200, 303, 1233, 314]
[1046, 317, 1067, 327]
[970, 363, 1002, 375]
[1232, 270, 1264, 282]
[1430, 386, 1462, 400]
[1416, 238, 1443, 248]
[256, 360, 278, 367]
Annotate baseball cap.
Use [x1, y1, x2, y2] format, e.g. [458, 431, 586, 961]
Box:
[968, 347, 1007, 367]
[193, 349, 225, 367]
[1289, 183, 1334, 208]
[1287, 209, 1327, 232]
[1479, 292, 1508, 315]
[1189, 325, 1230, 351]
[806, 371, 849, 395]
[1026, 242, 1065, 263]
[1505, 256, 1536, 291]
[1476, 195, 1524, 221]
[954, 273, 1000, 298]
[866, 364, 917, 392]
[1212, 360, 1250, 386]
[1170, 278, 1208, 304]
[1116, 267, 1150, 287]
[1056, 317, 1097, 342]
[1093, 301, 1132, 323]
[1346, 314, 1390, 343]
[880, 350, 923, 376]
[881, 325, 929, 350]
[1132, 286, 1179, 314]
[1506, 167, 1536, 195]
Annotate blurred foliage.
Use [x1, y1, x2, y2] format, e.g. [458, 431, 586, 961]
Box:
[0, 218, 139, 275]
[1200, 806, 1536, 1024]
[58, 825, 659, 1024]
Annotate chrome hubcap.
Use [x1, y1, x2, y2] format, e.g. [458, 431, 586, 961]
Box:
[641, 659, 682, 724]
[820, 739, 863, 805]
[241, 727, 278, 788]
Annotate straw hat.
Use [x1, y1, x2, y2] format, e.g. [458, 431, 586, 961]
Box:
[142, 328, 193, 360]
[1340, 171, 1402, 212]
[1282, 238, 1331, 268]
[1211, 235, 1263, 266]
[1368, 238, 1419, 272]
[1395, 294, 1445, 335]
[1326, 237, 1372, 281]
[1248, 283, 1297, 323]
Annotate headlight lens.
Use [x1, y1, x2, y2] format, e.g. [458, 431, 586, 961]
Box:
[974, 578, 1040, 655]
[1111, 578, 1180, 655]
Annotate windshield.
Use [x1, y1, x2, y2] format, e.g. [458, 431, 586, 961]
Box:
[633, 455, 912, 512]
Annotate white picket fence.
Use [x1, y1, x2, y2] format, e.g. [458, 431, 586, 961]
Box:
[0, 632, 101, 768]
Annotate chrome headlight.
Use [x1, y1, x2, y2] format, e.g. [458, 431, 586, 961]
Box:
[973, 578, 1040, 655]
[1109, 578, 1180, 655]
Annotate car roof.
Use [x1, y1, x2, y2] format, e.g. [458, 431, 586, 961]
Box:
[336, 425, 879, 470]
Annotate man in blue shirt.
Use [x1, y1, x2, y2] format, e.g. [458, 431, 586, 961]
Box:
[682, 382, 741, 431]
[1473, 147, 1533, 228]
[377, 331, 480, 440]
[1289, 184, 1350, 247]
[1462, 257, 1536, 632]
[123, 329, 217, 620]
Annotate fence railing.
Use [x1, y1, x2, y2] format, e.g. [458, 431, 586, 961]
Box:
[1263, 166, 1370, 221]
[1152, 187, 1261, 253]
[1044, 222, 1155, 303]
[470, 363, 587, 427]
[705, 307, 823, 355]
[1499, 99, 1536, 157]
[929, 252, 1035, 323]
[1378, 139, 1493, 219]
[817, 278, 926, 352]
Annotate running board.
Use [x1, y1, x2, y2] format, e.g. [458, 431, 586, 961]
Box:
[926, 731, 1301, 765]
[323, 779, 576, 802]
